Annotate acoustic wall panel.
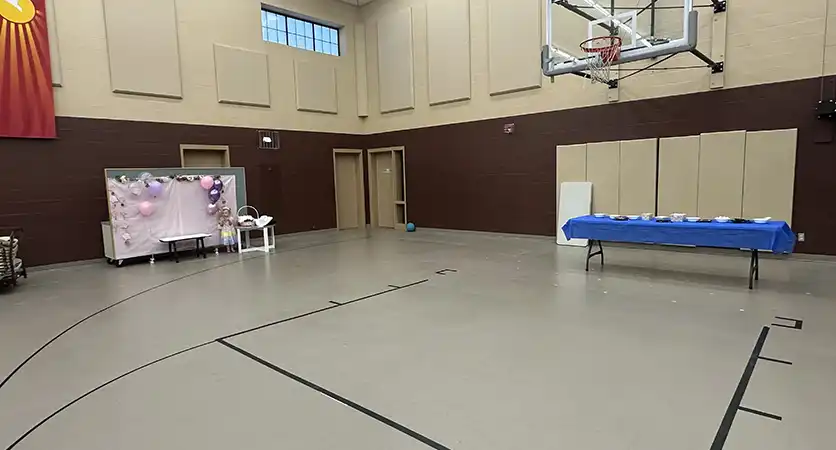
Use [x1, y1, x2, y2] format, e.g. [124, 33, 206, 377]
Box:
[619, 138, 657, 215]
[355, 23, 369, 117]
[46, 0, 62, 87]
[377, 8, 415, 113]
[488, 0, 542, 95]
[214, 44, 270, 107]
[743, 129, 798, 224]
[103, 0, 182, 98]
[427, 0, 471, 105]
[586, 141, 620, 214]
[698, 131, 746, 218]
[658, 135, 700, 216]
[294, 60, 338, 114]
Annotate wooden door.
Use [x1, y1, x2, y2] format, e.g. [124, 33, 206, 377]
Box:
[374, 152, 395, 228]
[333, 151, 364, 229]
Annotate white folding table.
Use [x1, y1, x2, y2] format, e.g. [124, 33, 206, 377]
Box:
[236, 225, 276, 254]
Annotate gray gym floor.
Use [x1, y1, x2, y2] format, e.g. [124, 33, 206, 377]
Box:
[1, 229, 834, 450]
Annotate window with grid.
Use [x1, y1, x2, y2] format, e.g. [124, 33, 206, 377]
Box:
[262, 9, 340, 56]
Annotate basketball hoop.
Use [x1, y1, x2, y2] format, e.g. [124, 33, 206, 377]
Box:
[579, 36, 622, 84]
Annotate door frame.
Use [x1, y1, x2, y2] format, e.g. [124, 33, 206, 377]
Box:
[333, 149, 366, 230]
[368, 146, 406, 230]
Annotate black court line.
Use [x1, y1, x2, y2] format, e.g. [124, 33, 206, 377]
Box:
[710, 326, 770, 450]
[0, 235, 373, 395]
[4, 277, 429, 450]
[388, 284, 401, 288]
[4, 341, 215, 450]
[217, 339, 452, 450]
[0, 256, 259, 393]
[434, 269, 458, 275]
[738, 406, 782, 421]
[772, 316, 803, 330]
[758, 356, 792, 365]
[220, 279, 427, 340]
[329, 301, 343, 305]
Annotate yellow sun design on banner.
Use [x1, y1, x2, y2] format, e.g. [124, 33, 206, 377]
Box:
[0, 0, 36, 24]
[0, 0, 56, 138]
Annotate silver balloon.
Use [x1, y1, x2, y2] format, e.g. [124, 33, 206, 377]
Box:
[138, 172, 153, 182]
[128, 181, 143, 196]
[207, 203, 219, 215]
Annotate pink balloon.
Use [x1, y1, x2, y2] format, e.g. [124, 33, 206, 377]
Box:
[207, 203, 219, 215]
[200, 176, 214, 190]
[139, 201, 155, 217]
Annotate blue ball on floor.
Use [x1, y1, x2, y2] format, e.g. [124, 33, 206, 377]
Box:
[406, 222, 416, 232]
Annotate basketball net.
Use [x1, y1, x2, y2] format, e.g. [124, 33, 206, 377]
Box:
[580, 36, 621, 85]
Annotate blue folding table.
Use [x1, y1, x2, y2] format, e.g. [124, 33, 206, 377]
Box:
[562, 216, 796, 289]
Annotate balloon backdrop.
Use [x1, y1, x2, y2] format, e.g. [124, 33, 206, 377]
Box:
[138, 201, 155, 217]
[147, 180, 163, 197]
[200, 176, 214, 190]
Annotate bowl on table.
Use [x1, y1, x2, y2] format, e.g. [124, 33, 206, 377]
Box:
[753, 217, 771, 224]
[686, 217, 700, 222]
[640, 213, 653, 221]
[714, 216, 731, 223]
[671, 213, 686, 222]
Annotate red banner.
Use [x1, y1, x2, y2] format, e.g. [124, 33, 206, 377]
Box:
[0, 0, 56, 138]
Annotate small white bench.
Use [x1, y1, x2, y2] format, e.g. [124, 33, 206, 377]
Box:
[159, 233, 212, 263]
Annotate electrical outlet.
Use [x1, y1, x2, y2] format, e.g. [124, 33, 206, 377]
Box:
[798, 232, 805, 242]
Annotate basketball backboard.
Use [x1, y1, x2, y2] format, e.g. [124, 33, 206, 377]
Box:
[542, 0, 707, 82]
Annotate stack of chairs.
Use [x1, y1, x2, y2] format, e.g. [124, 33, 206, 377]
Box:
[1, 229, 27, 288]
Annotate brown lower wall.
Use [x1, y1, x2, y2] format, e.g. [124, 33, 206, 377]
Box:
[367, 76, 836, 256]
[0, 117, 360, 266]
[3, 76, 836, 265]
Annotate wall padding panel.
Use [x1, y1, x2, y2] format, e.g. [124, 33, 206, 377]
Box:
[698, 131, 746, 218]
[743, 129, 798, 224]
[557, 143, 587, 217]
[294, 60, 338, 114]
[355, 23, 369, 117]
[102, 0, 182, 98]
[427, 0, 471, 105]
[586, 141, 620, 214]
[619, 138, 657, 215]
[214, 44, 270, 108]
[658, 135, 700, 216]
[377, 8, 415, 113]
[487, 0, 542, 96]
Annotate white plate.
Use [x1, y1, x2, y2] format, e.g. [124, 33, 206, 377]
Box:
[753, 217, 771, 224]
[715, 216, 730, 223]
[655, 216, 669, 220]
[593, 213, 607, 218]
[627, 215, 640, 220]
[686, 217, 700, 222]
[609, 215, 620, 219]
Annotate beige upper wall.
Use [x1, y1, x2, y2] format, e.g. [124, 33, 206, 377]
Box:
[360, 0, 834, 134]
[49, 0, 362, 133]
[46, 0, 836, 135]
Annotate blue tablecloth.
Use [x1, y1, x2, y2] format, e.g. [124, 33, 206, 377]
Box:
[562, 216, 795, 253]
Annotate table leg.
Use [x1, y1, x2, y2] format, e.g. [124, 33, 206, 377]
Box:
[748, 249, 759, 289]
[586, 240, 604, 272]
[200, 238, 207, 258]
[237, 229, 243, 254]
[263, 228, 269, 253]
[173, 241, 179, 263]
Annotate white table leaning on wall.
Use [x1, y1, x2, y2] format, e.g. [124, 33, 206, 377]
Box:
[236, 225, 276, 254]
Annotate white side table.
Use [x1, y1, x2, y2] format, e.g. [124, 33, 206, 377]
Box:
[236, 225, 276, 254]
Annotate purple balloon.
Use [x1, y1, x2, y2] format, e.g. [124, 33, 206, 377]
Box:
[209, 189, 221, 204]
[147, 180, 163, 197]
[213, 179, 223, 191]
[207, 203, 219, 215]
